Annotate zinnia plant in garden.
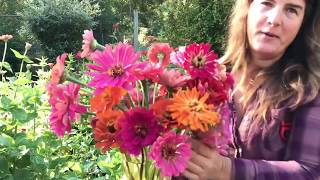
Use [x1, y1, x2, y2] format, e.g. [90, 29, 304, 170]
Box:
[46, 30, 234, 179]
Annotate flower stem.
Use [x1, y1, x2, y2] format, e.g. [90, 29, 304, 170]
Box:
[138, 80, 145, 107]
[126, 93, 135, 108]
[18, 48, 28, 78]
[1, 41, 8, 81]
[142, 80, 149, 109]
[140, 149, 145, 180]
[66, 75, 89, 88]
[135, 81, 140, 106]
[85, 111, 96, 116]
[124, 154, 134, 180]
[152, 83, 158, 104]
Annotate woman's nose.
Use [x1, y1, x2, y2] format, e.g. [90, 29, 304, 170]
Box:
[267, 8, 282, 27]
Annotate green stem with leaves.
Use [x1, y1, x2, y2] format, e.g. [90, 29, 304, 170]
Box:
[0, 41, 8, 81]
[140, 149, 145, 180]
[66, 75, 90, 88]
[142, 80, 149, 109]
[18, 48, 28, 78]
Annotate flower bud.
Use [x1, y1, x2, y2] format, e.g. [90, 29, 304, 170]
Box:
[25, 42, 32, 51]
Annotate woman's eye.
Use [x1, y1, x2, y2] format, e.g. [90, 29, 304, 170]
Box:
[287, 7, 298, 15]
[261, 1, 273, 7]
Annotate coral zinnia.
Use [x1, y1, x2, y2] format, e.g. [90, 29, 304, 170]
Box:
[93, 110, 123, 153]
[48, 83, 87, 137]
[90, 86, 127, 113]
[183, 43, 218, 78]
[81, 30, 95, 58]
[147, 43, 173, 68]
[149, 131, 192, 177]
[86, 43, 146, 94]
[168, 88, 220, 132]
[117, 108, 162, 156]
[50, 53, 68, 85]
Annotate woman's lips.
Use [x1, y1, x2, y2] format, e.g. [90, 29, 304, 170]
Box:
[260, 31, 280, 39]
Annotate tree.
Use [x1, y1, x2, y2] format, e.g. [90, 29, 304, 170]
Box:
[19, 0, 101, 59]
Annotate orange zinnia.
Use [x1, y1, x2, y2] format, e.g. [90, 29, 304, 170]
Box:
[94, 110, 123, 153]
[151, 99, 184, 130]
[90, 86, 127, 113]
[168, 88, 220, 132]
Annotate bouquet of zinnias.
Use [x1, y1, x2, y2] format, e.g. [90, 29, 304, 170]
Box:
[46, 30, 234, 179]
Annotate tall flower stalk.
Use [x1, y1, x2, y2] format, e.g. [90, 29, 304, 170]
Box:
[0, 34, 13, 81]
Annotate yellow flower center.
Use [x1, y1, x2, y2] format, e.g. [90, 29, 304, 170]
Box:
[108, 65, 124, 78]
[192, 55, 206, 68]
[188, 100, 202, 112]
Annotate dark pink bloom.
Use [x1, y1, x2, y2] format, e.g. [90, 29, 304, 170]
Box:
[149, 131, 192, 177]
[183, 43, 218, 78]
[75, 51, 82, 59]
[81, 30, 95, 58]
[86, 43, 146, 94]
[48, 83, 87, 137]
[117, 108, 162, 156]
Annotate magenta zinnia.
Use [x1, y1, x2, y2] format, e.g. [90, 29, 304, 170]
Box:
[117, 108, 162, 156]
[87, 43, 146, 94]
[149, 131, 192, 177]
[183, 43, 218, 78]
[48, 83, 87, 137]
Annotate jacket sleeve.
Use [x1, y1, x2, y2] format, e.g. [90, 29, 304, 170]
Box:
[231, 98, 320, 180]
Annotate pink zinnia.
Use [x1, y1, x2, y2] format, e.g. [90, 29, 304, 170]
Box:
[149, 131, 192, 177]
[81, 30, 95, 58]
[50, 53, 68, 85]
[183, 43, 218, 78]
[86, 43, 147, 94]
[170, 46, 186, 68]
[158, 69, 190, 88]
[117, 108, 162, 156]
[147, 43, 173, 68]
[48, 83, 87, 137]
[196, 103, 232, 155]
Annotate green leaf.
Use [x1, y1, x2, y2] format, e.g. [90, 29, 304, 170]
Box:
[1, 96, 11, 110]
[16, 153, 31, 168]
[0, 62, 13, 73]
[0, 133, 15, 147]
[0, 156, 9, 175]
[67, 161, 83, 174]
[13, 169, 32, 180]
[10, 108, 28, 123]
[22, 57, 34, 64]
[10, 49, 25, 59]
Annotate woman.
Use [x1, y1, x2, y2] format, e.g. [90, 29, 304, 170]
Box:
[182, 0, 320, 179]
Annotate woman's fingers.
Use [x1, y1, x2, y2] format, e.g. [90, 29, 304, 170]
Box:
[189, 151, 208, 169]
[191, 139, 214, 158]
[182, 168, 201, 180]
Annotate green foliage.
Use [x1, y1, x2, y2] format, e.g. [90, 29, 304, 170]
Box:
[19, 0, 101, 59]
[0, 42, 123, 179]
[159, 0, 233, 54]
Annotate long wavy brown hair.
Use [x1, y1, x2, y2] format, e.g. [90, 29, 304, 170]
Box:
[220, 0, 320, 121]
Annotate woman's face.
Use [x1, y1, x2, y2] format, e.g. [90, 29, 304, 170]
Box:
[247, 0, 306, 68]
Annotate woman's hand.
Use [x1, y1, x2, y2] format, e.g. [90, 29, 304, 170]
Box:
[182, 139, 232, 180]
